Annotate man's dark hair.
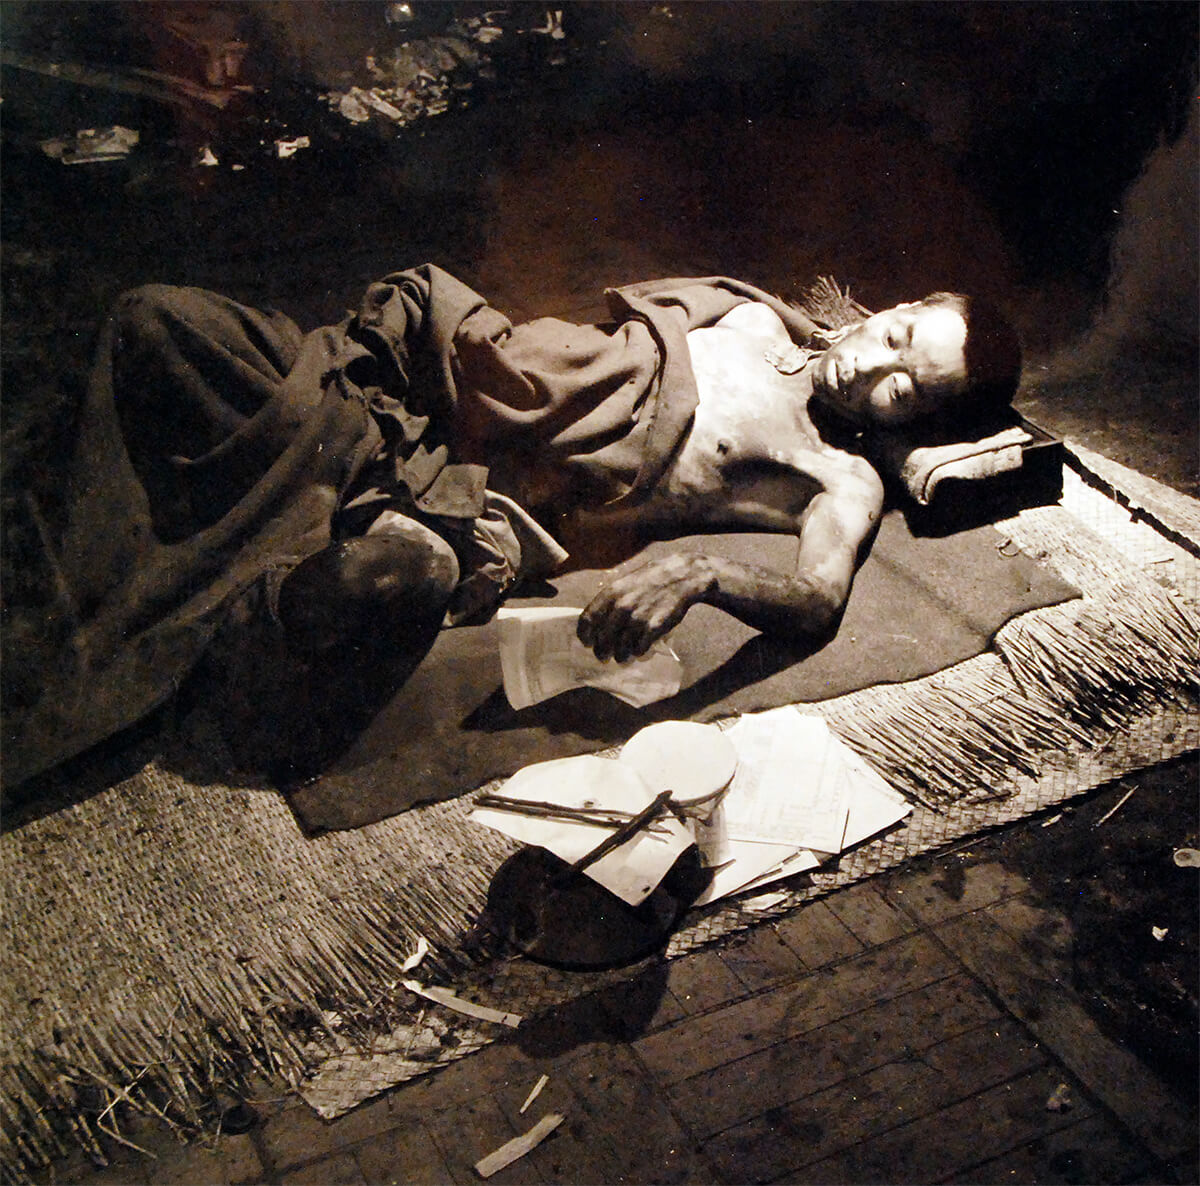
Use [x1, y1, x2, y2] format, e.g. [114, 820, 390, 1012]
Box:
[920, 292, 1023, 418]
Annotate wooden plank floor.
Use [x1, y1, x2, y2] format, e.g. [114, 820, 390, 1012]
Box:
[56, 776, 1198, 1186]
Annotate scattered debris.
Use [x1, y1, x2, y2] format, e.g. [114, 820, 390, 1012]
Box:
[334, 85, 408, 123]
[1172, 847, 1200, 868]
[475, 1112, 564, 1178]
[1151, 925, 1168, 941]
[469, 16, 505, 45]
[529, 9, 566, 39]
[400, 935, 430, 973]
[402, 980, 522, 1028]
[40, 126, 139, 164]
[336, 89, 373, 124]
[196, 145, 219, 167]
[1045, 1083, 1073, 1112]
[274, 135, 310, 159]
[1041, 813, 1063, 827]
[1094, 784, 1135, 827]
[519, 1073, 549, 1114]
[321, 8, 575, 134]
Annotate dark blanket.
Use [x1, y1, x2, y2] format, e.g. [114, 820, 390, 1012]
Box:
[3, 267, 810, 790]
[288, 512, 1077, 833]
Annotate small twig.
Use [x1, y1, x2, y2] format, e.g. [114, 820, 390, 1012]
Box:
[95, 1067, 149, 1126]
[51, 1059, 175, 1128]
[557, 790, 675, 883]
[1094, 785, 1135, 827]
[474, 793, 671, 833]
[399, 1004, 429, 1063]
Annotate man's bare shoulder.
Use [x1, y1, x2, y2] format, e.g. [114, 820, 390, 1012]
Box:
[807, 443, 884, 502]
[816, 450, 884, 537]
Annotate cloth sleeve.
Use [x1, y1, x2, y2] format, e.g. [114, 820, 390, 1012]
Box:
[609, 276, 824, 343]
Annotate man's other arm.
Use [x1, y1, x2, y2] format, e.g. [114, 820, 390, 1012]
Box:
[577, 471, 883, 662]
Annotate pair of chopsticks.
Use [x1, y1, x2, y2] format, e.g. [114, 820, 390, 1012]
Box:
[473, 791, 674, 834]
[475, 788, 680, 884]
[563, 790, 676, 879]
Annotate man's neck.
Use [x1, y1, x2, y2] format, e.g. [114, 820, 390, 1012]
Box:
[805, 379, 867, 454]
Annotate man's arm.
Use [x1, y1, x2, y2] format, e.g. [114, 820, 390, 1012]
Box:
[577, 472, 883, 663]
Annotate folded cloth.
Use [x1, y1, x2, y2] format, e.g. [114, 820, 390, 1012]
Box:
[872, 422, 1032, 506]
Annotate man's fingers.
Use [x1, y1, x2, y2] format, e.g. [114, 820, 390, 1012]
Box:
[590, 600, 632, 662]
[578, 584, 617, 647]
[610, 619, 643, 665]
[615, 619, 660, 664]
[579, 562, 694, 662]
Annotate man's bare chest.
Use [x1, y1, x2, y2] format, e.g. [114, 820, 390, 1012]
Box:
[645, 308, 868, 530]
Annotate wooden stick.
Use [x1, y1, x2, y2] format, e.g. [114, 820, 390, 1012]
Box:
[558, 790, 675, 883]
[1094, 785, 1135, 827]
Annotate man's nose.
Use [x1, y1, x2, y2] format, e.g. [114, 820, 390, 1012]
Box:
[852, 339, 892, 377]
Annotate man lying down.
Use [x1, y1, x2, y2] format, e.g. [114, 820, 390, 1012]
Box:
[4, 266, 1021, 787]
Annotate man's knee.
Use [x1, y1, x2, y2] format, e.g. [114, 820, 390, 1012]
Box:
[338, 529, 459, 606]
[277, 530, 460, 654]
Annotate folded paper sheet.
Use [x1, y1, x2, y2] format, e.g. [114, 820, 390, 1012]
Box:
[497, 607, 683, 710]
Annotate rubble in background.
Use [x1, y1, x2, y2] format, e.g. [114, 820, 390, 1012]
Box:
[321, 8, 572, 132]
[4, 4, 585, 173]
[40, 125, 139, 164]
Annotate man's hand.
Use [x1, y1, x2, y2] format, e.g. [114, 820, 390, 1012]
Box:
[578, 552, 717, 663]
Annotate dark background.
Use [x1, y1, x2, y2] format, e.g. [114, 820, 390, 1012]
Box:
[2, 1, 1197, 497]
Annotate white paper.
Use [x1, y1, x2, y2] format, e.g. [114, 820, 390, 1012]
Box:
[721, 712, 854, 851]
[741, 890, 792, 912]
[734, 846, 826, 895]
[693, 709, 911, 904]
[469, 755, 693, 905]
[497, 607, 682, 710]
[835, 728, 914, 849]
[694, 840, 820, 905]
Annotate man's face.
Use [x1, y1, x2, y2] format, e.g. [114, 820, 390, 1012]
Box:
[811, 302, 968, 426]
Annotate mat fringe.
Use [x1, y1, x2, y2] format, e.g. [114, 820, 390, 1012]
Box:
[825, 575, 1198, 810]
[2, 474, 1198, 1181]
